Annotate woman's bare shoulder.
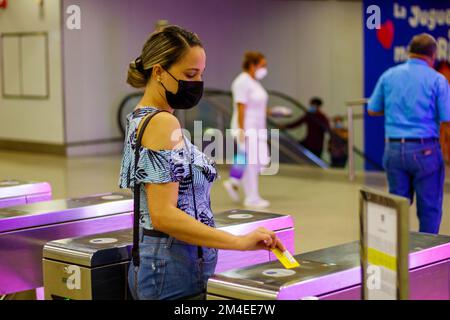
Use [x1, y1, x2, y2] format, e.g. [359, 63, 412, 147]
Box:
[141, 111, 184, 150]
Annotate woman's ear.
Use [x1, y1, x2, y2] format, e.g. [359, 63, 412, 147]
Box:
[152, 64, 163, 82]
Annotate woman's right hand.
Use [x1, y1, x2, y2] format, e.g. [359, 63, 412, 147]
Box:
[236, 227, 286, 252]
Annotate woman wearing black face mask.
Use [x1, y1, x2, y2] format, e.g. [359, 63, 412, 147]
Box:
[119, 25, 285, 300]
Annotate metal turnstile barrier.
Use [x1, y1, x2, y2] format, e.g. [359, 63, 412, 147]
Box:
[0, 180, 52, 209]
[214, 210, 294, 272]
[207, 232, 450, 300]
[42, 209, 294, 300]
[0, 192, 133, 296]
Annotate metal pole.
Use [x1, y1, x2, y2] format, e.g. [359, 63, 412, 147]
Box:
[345, 99, 368, 181]
[347, 106, 355, 182]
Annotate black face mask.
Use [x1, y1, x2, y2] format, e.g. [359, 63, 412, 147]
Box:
[160, 69, 204, 109]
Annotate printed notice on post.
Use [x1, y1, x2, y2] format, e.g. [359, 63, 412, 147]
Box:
[366, 201, 398, 300]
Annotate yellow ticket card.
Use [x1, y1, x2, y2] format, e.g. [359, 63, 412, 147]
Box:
[271, 248, 300, 269]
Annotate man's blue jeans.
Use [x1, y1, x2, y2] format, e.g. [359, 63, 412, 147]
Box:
[383, 140, 445, 234]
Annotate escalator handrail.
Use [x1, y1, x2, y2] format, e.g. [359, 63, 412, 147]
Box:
[204, 88, 383, 170]
[117, 89, 383, 170]
[205, 88, 307, 140]
[203, 90, 328, 167]
[200, 95, 327, 166]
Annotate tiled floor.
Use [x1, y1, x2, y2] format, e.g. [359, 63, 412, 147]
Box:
[1, 150, 449, 254]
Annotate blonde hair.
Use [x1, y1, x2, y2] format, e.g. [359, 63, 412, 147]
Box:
[127, 25, 203, 88]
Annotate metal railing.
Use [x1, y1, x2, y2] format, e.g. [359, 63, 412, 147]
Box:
[347, 99, 369, 181]
[202, 90, 329, 167]
[116, 91, 380, 173]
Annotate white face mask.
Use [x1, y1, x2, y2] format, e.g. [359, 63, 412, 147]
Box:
[255, 67, 268, 80]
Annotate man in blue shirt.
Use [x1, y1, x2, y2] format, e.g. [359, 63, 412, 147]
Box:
[368, 33, 450, 234]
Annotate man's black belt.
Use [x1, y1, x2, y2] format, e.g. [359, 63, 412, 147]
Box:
[387, 137, 439, 143]
[143, 228, 169, 238]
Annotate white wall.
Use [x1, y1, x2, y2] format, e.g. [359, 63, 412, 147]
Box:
[0, 0, 363, 155]
[61, 0, 364, 155]
[0, 0, 64, 144]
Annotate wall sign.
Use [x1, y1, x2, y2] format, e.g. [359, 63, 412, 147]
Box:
[363, 1, 450, 170]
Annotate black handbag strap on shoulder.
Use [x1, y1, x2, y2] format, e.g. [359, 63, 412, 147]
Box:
[131, 110, 203, 267]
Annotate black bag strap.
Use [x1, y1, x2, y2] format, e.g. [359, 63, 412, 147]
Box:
[131, 110, 203, 267]
[132, 110, 165, 267]
[187, 153, 204, 261]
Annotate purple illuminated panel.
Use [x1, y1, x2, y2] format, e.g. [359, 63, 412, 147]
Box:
[215, 211, 295, 273]
[0, 192, 133, 295]
[214, 228, 295, 273]
[0, 180, 52, 209]
[320, 260, 450, 300]
[1, 213, 133, 295]
[0, 197, 27, 208]
[207, 233, 450, 300]
[215, 248, 270, 274]
[0, 193, 132, 233]
[26, 193, 52, 204]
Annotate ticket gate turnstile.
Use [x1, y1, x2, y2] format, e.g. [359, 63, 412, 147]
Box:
[42, 210, 294, 300]
[0, 180, 51, 209]
[206, 232, 450, 300]
[0, 193, 133, 296]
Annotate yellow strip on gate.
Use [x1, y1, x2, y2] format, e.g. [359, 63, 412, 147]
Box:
[367, 247, 397, 271]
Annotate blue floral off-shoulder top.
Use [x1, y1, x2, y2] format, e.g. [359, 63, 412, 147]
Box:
[119, 107, 218, 230]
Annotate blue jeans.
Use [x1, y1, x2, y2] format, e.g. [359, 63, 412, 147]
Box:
[128, 232, 218, 300]
[383, 141, 445, 234]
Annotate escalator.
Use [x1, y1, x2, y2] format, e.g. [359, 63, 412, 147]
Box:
[117, 89, 377, 169]
[196, 89, 328, 167]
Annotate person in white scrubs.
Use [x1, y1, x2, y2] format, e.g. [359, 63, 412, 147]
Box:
[223, 51, 271, 209]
